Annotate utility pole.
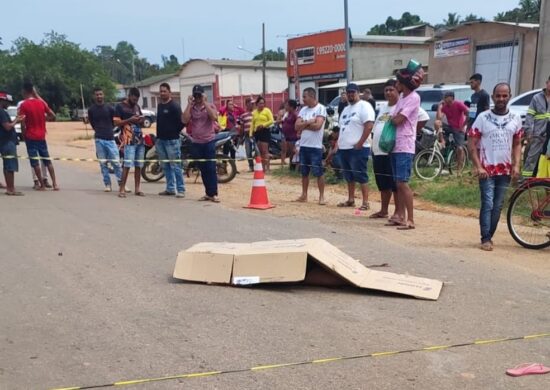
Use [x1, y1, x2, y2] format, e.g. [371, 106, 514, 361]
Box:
[535, 0, 550, 87]
[344, 0, 351, 83]
[262, 22, 266, 96]
[132, 54, 136, 86]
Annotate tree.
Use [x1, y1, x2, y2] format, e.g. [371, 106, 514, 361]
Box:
[444, 13, 462, 27]
[0, 32, 115, 110]
[495, 0, 541, 23]
[253, 47, 285, 61]
[464, 13, 486, 22]
[367, 12, 424, 35]
[161, 54, 180, 73]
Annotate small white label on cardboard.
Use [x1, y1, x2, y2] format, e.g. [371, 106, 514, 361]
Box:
[232, 276, 261, 285]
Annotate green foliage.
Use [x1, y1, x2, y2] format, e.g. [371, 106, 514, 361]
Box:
[495, 0, 541, 22]
[0, 31, 116, 111]
[253, 48, 286, 61]
[367, 12, 424, 35]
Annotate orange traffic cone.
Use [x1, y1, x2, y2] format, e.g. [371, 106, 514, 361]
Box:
[245, 156, 274, 210]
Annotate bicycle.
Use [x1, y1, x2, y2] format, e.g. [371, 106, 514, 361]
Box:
[507, 178, 550, 250]
[414, 128, 470, 180]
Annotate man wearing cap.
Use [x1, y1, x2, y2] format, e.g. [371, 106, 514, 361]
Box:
[390, 61, 424, 230]
[336, 83, 375, 210]
[522, 75, 550, 177]
[436, 91, 469, 173]
[182, 85, 220, 202]
[0, 92, 25, 195]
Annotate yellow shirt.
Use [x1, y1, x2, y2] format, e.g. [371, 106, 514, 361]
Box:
[250, 108, 274, 137]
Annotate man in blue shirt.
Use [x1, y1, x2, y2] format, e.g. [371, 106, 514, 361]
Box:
[0, 91, 25, 195]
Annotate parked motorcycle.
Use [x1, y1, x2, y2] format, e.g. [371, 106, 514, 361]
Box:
[141, 131, 237, 184]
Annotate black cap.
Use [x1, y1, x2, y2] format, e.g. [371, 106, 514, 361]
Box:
[192, 85, 205, 95]
[345, 83, 360, 92]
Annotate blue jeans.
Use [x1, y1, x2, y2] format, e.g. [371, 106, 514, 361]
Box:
[0, 141, 18, 172]
[391, 152, 414, 183]
[95, 139, 122, 186]
[156, 138, 185, 193]
[338, 147, 370, 184]
[191, 140, 218, 197]
[123, 144, 145, 168]
[299, 146, 324, 177]
[244, 135, 256, 169]
[479, 175, 511, 243]
[25, 140, 51, 168]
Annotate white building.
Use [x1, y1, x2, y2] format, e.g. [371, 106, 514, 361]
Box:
[177, 59, 287, 102]
[133, 73, 180, 112]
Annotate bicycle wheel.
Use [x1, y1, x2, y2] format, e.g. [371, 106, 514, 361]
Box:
[507, 181, 550, 250]
[447, 146, 468, 176]
[414, 149, 444, 180]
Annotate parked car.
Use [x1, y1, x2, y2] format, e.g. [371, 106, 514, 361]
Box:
[508, 89, 540, 125]
[7, 106, 22, 141]
[140, 109, 156, 128]
[416, 84, 473, 128]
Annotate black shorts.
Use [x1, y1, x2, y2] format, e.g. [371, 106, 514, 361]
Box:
[254, 128, 271, 143]
[372, 154, 396, 192]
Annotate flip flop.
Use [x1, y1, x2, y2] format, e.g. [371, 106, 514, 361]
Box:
[135, 191, 145, 197]
[358, 203, 370, 211]
[198, 195, 211, 201]
[397, 223, 416, 230]
[384, 220, 404, 227]
[318, 200, 327, 206]
[337, 200, 355, 207]
[506, 363, 550, 377]
[369, 212, 389, 219]
[210, 196, 221, 203]
[6, 191, 24, 196]
[293, 197, 307, 203]
[118, 193, 127, 198]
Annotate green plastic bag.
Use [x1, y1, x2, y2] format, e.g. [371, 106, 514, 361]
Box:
[379, 120, 396, 153]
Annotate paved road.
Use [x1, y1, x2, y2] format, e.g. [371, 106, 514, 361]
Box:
[1, 162, 549, 390]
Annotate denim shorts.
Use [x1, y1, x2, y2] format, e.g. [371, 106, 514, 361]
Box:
[338, 147, 370, 184]
[299, 146, 324, 177]
[26, 140, 51, 167]
[0, 141, 18, 172]
[123, 144, 145, 168]
[391, 152, 414, 183]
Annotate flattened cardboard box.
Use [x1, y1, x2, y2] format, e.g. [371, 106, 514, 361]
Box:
[173, 239, 442, 300]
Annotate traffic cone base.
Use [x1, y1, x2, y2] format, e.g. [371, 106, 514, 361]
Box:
[245, 157, 275, 210]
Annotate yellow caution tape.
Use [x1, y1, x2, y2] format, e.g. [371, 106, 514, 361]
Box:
[49, 332, 550, 390]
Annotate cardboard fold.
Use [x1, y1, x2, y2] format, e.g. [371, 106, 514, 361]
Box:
[173, 239, 443, 300]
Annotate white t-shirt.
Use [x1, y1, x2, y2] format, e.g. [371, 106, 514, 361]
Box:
[468, 110, 523, 176]
[371, 104, 430, 156]
[298, 103, 326, 149]
[337, 100, 375, 150]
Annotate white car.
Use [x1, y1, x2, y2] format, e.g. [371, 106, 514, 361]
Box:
[508, 89, 540, 125]
[7, 106, 22, 140]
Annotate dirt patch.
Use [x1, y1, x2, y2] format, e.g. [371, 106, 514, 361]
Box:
[44, 122, 550, 271]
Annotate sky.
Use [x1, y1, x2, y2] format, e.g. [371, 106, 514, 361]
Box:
[3, 0, 522, 65]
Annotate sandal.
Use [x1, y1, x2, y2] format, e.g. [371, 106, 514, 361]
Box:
[358, 203, 370, 211]
[506, 363, 550, 377]
[6, 191, 24, 196]
[384, 220, 404, 227]
[118, 193, 127, 198]
[198, 195, 211, 201]
[210, 196, 221, 203]
[369, 211, 388, 219]
[397, 223, 416, 230]
[337, 200, 355, 208]
[135, 191, 145, 197]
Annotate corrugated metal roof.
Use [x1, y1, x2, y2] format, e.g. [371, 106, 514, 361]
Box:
[353, 35, 431, 45]
[186, 59, 286, 69]
[319, 78, 392, 90]
[133, 73, 177, 87]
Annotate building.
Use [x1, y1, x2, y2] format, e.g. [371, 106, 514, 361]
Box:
[400, 24, 435, 38]
[177, 59, 287, 107]
[535, 0, 550, 88]
[287, 29, 431, 103]
[133, 73, 180, 112]
[428, 21, 539, 95]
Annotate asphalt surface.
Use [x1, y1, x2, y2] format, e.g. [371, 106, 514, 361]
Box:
[1, 162, 549, 390]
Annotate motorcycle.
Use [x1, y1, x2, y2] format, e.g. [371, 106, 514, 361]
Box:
[141, 131, 238, 184]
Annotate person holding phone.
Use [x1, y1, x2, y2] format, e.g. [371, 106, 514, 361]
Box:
[182, 85, 220, 202]
[114, 87, 145, 198]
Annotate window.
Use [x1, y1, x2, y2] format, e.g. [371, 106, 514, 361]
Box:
[151, 96, 156, 108]
[142, 97, 148, 108]
[394, 59, 403, 66]
[290, 47, 315, 65]
[511, 92, 537, 106]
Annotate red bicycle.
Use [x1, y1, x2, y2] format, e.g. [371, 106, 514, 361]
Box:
[507, 178, 550, 249]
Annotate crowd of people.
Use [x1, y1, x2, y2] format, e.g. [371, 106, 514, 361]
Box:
[1, 60, 550, 250]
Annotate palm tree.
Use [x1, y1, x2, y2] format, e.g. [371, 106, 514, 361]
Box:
[444, 13, 462, 27]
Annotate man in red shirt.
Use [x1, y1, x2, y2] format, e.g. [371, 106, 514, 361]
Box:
[437, 91, 469, 173]
[19, 82, 59, 190]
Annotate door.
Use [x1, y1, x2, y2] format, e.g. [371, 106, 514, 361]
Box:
[475, 42, 519, 95]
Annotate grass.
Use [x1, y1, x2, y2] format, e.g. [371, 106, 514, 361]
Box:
[272, 162, 505, 211]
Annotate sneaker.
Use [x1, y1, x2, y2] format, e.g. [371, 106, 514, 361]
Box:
[480, 241, 493, 251]
[104, 185, 112, 192]
[33, 180, 41, 190]
[176, 192, 185, 198]
[43, 179, 53, 189]
[159, 190, 176, 196]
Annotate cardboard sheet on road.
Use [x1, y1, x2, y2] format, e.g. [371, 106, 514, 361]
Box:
[173, 239, 442, 300]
